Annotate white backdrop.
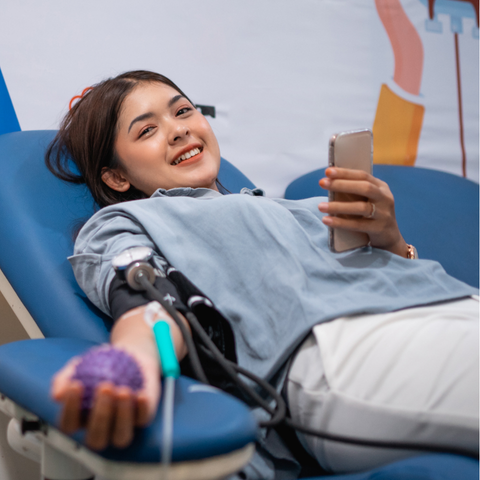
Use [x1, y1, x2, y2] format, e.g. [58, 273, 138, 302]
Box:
[0, 0, 478, 197]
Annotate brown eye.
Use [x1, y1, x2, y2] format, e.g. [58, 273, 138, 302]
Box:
[139, 126, 154, 137]
[177, 107, 192, 116]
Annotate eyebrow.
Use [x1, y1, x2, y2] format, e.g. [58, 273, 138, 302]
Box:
[168, 94, 186, 107]
[127, 94, 187, 134]
[128, 112, 154, 134]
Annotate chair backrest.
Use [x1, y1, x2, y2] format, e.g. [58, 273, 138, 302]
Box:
[284, 165, 479, 288]
[0, 130, 255, 341]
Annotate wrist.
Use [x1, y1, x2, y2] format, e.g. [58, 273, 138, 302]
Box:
[143, 301, 189, 360]
[382, 237, 409, 258]
[112, 309, 161, 362]
[387, 239, 418, 259]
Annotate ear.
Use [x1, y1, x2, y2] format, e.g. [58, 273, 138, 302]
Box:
[101, 167, 131, 192]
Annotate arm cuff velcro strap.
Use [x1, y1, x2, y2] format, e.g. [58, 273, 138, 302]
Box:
[108, 274, 189, 322]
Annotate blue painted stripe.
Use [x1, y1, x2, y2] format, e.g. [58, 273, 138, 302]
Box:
[0, 68, 20, 134]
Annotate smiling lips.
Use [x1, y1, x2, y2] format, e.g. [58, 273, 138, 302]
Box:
[171, 147, 202, 166]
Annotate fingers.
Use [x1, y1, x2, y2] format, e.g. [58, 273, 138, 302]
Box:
[319, 200, 374, 218]
[58, 380, 83, 434]
[53, 358, 85, 435]
[320, 167, 389, 201]
[85, 382, 115, 450]
[324, 167, 382, 185]
[56, 380, 143, 451]
[320, 178, 383, 202]
[321, 200, 388, 235]
[112, 387, 135, 448]
[51, 358, 81, 400]
[135, 391, 152, 426]
[322, 213, 376, 232]
[85, 384, 145, 450]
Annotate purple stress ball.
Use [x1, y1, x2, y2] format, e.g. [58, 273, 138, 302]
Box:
[72, 347, 144, 410]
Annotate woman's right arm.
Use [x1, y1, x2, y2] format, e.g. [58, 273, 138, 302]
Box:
[51, 305, 189, 450]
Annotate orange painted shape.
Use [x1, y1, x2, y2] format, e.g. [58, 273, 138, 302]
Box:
[372, 84, 425, 166]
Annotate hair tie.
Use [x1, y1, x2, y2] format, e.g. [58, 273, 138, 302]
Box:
[69, 86, 93, 110]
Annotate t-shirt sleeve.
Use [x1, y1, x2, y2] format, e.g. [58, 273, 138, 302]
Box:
[68, 209, 159, 315]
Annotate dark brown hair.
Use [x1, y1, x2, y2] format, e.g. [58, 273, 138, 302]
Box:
[45, 70, 193, 208]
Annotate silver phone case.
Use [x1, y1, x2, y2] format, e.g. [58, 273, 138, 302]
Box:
[328, 129, 373, 253]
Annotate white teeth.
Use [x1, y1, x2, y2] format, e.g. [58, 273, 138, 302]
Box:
[172, 148, 201, 165]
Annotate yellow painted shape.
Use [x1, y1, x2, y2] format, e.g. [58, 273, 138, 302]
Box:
[372, 84, 425, 166]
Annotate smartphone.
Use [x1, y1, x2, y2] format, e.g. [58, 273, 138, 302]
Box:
[328, 129, 373, 253]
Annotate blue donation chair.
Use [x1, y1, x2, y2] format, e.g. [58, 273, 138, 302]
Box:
[0, 130, 477, 480]
[0, 130, 257, 480]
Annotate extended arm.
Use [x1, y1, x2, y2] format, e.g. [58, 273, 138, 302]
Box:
[51, 305, 189, 450]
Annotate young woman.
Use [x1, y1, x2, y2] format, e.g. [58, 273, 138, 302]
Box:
[47, 71, 478, 477]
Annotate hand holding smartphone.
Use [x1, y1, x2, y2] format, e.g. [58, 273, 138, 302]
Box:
[327, 129, 373, 253]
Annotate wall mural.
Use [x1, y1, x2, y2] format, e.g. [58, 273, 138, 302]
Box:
[373, 0, 479, 177]
[0, 1, 478, 194]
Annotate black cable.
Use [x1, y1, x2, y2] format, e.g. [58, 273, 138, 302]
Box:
[227, 360, 287, 428]
[197, 341, 478, 458]
[139, 273, 284, 426]
[196, 343, 286, 428]
[185, 312, 285, 427]
[137, 272, 209, 384]
[204, 344, 478, 458]
[137, 274, 478, 459]
[190, 308, 479, 458]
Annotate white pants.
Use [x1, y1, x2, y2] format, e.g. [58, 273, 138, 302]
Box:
[287, 297, 479, 474]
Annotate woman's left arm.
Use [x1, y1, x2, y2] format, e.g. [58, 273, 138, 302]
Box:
[318, 167, 409, 258]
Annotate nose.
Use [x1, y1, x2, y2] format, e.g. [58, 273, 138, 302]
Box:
[169, 120, 190, 144]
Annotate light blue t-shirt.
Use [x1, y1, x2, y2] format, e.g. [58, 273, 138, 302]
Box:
[69, 187, 476, 384]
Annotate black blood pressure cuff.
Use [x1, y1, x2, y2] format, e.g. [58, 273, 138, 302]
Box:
[109, 274, 189, 322]
[166, 268, 240, 396]
[167, 268, 237, 363]
[108, 267, 238, 391]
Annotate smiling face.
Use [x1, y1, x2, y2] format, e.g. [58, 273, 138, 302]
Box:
[103, 82, 221, 196]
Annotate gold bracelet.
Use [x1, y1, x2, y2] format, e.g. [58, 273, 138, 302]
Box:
[406, 244, 418, 260]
